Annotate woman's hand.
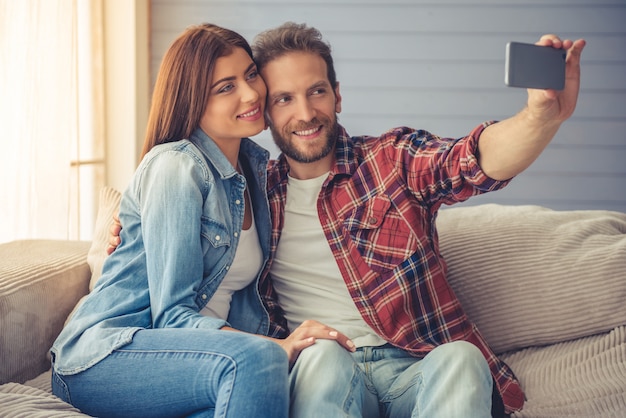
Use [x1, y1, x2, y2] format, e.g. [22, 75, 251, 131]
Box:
[269, 320, 355, 367]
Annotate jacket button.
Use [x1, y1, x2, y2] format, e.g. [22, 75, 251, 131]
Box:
[215, 235, 221, 241]
[234, 232, 239, 237]
[201, 294, 208, 300]
[235, 199, 241, 205]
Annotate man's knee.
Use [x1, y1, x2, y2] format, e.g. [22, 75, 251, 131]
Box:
[432, 341, 486, 364]
[290, 340, 368, 417]
[293, 339, 353, 374]
[410, 342, 493, 417]
[426, 341, 491, 381]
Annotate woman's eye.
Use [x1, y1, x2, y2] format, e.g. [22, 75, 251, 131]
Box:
[247, 70, 259, 80]
[218, 84, 234, 94]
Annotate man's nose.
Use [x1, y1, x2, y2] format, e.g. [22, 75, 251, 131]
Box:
[295, 98, 315, 121]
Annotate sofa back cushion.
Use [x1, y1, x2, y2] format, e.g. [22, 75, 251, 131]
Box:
[0, 240, 90, 384]
[437, 203, 626, 354]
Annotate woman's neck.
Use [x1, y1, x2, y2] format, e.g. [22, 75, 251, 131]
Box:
[213, 138, 242, 170]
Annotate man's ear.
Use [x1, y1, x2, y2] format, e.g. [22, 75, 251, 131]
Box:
[334, 81, 342, 114]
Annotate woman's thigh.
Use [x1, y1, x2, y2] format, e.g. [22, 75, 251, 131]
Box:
[52, 328, 288, 418]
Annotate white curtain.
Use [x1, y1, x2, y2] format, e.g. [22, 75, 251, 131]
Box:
[0, 0, 104, 244]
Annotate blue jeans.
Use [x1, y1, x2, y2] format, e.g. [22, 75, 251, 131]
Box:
[289, 340, 493, 418]
[51, 329, 289, 418]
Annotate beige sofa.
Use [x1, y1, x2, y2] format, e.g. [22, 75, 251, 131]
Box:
[1, 187, 625, 417]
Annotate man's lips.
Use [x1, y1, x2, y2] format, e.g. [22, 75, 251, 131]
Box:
[293, 125, 322, 137]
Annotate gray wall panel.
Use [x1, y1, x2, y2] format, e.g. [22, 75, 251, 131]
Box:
[150, 0, 626, 212]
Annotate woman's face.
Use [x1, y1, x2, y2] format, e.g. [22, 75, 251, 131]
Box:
[199, 47, 267, 147]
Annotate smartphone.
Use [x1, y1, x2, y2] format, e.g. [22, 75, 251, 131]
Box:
[505, 41, 566, 90]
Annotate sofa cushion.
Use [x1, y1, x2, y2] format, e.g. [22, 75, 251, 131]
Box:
[437, 204, 626, 354]
[87, 186, 121, 290]
[501, 325, 626, 418]
[0, 380, 90, 417]
[0, 240, 91, 384]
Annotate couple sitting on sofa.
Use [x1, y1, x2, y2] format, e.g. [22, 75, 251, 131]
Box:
[51, 20, 586, 418]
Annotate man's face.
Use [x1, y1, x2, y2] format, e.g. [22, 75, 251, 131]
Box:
[261, 52, 342, 165]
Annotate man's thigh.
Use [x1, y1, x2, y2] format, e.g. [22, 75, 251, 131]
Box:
[371, 341, 493, 418]
[290, 339, 379, 418]
[366, 346, 421, 418]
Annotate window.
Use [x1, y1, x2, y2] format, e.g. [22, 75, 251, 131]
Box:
[0, 0, 105, 243]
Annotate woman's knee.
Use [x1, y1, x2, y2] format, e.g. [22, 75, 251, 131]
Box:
[246, 338, 289, 374]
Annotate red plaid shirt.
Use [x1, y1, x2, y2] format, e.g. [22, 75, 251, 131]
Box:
[261, 122, 524, 413]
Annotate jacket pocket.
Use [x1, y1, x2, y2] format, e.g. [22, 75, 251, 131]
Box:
[343, 194, 418, 273]
[201, 217, 231, 248]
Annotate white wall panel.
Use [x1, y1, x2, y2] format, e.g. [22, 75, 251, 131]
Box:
[150, 0, 626, 213]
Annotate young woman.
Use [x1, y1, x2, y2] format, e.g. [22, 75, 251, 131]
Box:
[51, 23, 289, 418]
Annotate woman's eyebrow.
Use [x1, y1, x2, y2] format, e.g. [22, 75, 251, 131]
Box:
[210, 63, 256, 89]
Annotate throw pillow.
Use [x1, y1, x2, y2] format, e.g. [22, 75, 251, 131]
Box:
[437, 203, 626, 354]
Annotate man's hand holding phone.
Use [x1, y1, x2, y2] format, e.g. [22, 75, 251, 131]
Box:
[507, 35, 586, 125]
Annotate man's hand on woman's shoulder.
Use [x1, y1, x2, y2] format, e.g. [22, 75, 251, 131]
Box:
[106, 212, 122, 255]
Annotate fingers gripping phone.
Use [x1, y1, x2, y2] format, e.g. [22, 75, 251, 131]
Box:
[505, 41, 566, 90]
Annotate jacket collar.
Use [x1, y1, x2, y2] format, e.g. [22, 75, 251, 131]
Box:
[189, 127, 269, 179]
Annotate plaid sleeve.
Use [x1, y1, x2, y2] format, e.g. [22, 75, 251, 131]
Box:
[389, 122, 510, 206]
[259, 272, 290, 338]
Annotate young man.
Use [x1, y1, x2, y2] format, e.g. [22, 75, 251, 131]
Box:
[109, 22, 585, 417]
[251, 22, 585, 418]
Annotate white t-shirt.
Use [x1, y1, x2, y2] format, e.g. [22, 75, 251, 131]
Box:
[201, 193, 263, 320]
[270, 173, 386, 348]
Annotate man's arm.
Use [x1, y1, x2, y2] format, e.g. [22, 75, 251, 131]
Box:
[477, 35, 586, 180]
[107, 212, 121, 255]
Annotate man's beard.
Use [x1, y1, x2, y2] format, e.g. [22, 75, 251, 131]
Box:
[269, 116, 338, 163]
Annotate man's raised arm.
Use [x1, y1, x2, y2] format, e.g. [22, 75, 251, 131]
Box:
[477, 35, 586, 181]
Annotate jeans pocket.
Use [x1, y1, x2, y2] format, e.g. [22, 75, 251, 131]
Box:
[51, 370, 71, 404]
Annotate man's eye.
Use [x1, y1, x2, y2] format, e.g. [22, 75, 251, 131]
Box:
[276, 96, 291, 104]
[311, 88, 325, 95]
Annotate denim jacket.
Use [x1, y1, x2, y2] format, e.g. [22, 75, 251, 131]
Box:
[52, 128, 273, 375]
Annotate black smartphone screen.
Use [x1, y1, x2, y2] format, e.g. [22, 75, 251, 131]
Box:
[505, 42, 566, 90]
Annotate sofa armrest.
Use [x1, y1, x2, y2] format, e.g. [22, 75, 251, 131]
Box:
[0, 240, 91, 384]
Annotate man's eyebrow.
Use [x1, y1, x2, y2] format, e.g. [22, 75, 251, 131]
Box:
[268, 80, 329, 101]
[268, 89, 290, 102]
[309, 80, 329, 90]
[210, 63, 256, 90]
